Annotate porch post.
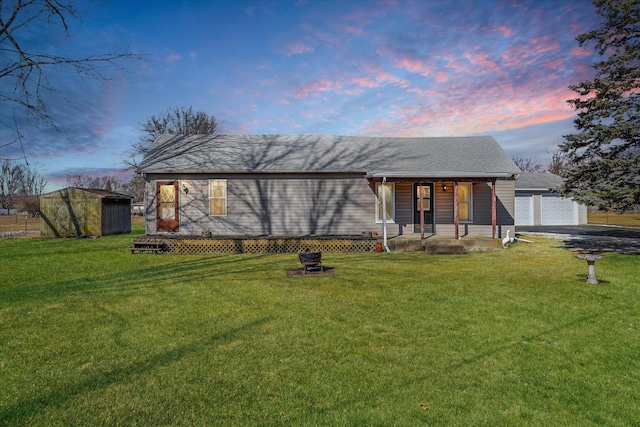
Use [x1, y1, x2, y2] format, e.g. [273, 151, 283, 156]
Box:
[491, 179, 497, 239]
[382, 177, 390, 252]
[419, 183, 425, 239]
[453, 181, 459, 239]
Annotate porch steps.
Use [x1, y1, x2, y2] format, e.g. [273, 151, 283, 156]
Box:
[387, 236, 502, 253]
[130, 241, 166, 254]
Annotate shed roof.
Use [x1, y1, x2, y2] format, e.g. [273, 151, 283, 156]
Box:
[41, 187, 133, 200]
[515, 173, 564, 191]
[137, 134, 521, 178]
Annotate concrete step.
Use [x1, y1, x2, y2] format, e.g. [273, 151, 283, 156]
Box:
[386, 235, 501, 253]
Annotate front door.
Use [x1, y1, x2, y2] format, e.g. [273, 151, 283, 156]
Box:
[414, 183, 434, 234]
[157, 181, 179, 232]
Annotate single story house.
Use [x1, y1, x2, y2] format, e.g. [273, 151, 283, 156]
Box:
[40, 187, 133, 237]
[515, 173, 588, 226]
[136, 134, 522, 246]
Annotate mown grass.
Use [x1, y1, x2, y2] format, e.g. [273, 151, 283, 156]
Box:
[589, 212, 640, 228]
[1, 226, 639, 425]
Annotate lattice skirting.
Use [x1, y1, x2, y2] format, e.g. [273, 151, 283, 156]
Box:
[133, 235, 379, 254]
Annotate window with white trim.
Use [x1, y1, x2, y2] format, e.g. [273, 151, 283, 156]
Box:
[458, 182, 473, 222]
[375, 182, 395, 223]
[209, 179, 227, 216]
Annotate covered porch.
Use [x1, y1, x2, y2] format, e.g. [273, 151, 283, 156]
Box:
[370, 174, 510, 251]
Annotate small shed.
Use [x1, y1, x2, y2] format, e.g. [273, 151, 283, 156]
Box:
[40, 187, 133, 237]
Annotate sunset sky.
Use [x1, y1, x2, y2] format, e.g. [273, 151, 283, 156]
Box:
[0, 0, 602, 191]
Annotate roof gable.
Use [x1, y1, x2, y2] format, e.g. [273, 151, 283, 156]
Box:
[41, 187, 133, 200]
[138, 134, 521, 178]
[515, 173, 564, 190]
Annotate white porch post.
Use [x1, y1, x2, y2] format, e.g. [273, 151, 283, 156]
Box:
[419, 183, 425, 239]
[382, 177, 390, 252]
[454, 181, 459, 239]
[491, 179, 497, 239]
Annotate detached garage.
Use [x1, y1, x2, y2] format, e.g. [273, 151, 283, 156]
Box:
[515, 173, 587, 226]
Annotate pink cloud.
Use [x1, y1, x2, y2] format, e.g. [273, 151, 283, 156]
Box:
[434, 72, 448, 83]
[285, 41, 314, 56]
[530, 36, 560, 56]
[543, 58, 564, 69]
[350, 70, 410, 91]
[352, 76, 378, 88]
[344, 25, 363, 35]
[375, 70, 411, 88]
[294, 78, 334, 99]
[464, 51, 502, 74]
[571, 46, 592, 57]
[492, 24, 514, 37]
[358, 79, 578, 137]
[165, 53, 181, 63]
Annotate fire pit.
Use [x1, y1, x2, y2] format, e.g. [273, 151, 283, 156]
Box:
[298, 250, 322, 274]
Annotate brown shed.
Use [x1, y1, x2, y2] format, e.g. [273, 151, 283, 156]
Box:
[40, 187, 133, 237]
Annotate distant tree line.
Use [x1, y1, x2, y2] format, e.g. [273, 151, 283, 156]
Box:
[512, 147, 569, 175]
[66, 174, 145, 203]
[0, 160, 47, 215]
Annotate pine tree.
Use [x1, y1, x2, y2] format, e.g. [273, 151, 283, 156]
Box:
[560, 0, 640, 211]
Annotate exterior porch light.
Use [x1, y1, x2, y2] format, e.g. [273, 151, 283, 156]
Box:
[442, 183, 447, 192]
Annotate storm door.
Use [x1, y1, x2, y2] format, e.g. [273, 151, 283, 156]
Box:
[413, 183, 434, 234]
[157, 181, 179, 232]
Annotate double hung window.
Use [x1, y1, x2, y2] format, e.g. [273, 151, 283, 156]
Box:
[375, 182, 395, 223]
[209, 179, 227, 216]
[458, 182, 473, 222]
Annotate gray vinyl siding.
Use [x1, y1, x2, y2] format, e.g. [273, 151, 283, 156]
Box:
[146, 174, 380, 236]
[144, 175, 517, 238]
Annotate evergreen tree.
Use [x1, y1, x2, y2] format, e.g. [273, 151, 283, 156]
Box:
[559, 0, 639, 211]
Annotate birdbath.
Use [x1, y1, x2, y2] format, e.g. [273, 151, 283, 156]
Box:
[577, 253, 603, 284]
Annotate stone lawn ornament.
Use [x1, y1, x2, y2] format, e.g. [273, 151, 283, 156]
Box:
[577, 253, 603, 284]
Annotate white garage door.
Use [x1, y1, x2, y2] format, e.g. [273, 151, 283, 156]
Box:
[515, 194, 534, 225]
[542, 195, 577, 225]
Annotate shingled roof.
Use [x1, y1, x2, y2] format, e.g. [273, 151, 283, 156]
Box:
[515, 173, 564, 190]
[137, 134, 521, 178]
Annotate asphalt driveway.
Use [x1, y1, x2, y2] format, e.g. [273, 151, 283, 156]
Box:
[516, 225, 640, 254]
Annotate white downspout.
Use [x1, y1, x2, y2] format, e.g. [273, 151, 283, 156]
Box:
[382, 177, 391, 252]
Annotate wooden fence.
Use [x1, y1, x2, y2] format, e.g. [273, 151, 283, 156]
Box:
[0, 215, 40, 234]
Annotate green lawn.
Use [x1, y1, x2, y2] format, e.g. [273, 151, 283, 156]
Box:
[1, 226, 639, 426]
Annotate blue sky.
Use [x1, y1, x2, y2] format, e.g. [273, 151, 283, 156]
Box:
[0, 0, 601, 191]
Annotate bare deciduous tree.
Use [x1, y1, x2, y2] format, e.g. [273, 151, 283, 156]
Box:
[546, 147, 569, 176]
[0, 0, 140, 156]
[512, 156, 545, 173]
[22, 162, 48, 195]
[128, 106, 218, 167]
[66, 174, 123, 192]
[122, 174, 145, 202]
[0, 159, 25, 214]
